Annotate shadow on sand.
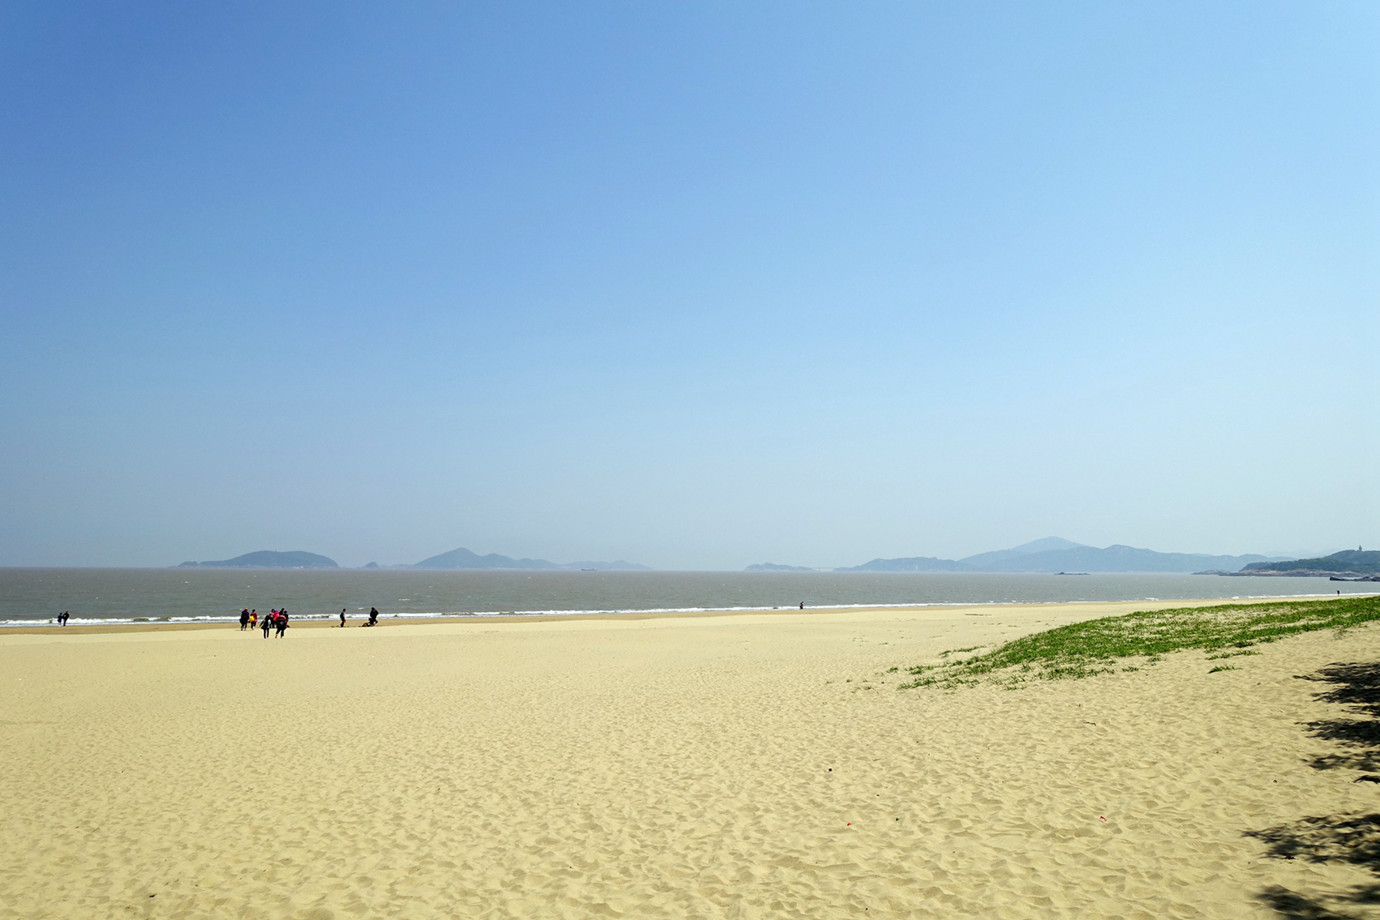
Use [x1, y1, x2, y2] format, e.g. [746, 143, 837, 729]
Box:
[1249, 661, 1380, 919]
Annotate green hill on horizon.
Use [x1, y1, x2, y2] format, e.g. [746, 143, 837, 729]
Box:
[1241, 549, 1380, 576]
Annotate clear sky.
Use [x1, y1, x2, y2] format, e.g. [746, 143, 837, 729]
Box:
[2, 2, 1376, 570]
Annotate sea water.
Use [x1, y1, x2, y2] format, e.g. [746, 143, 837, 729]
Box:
[0, 568, 1370, 627]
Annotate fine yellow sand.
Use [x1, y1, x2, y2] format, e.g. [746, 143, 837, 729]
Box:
[3, 600, 1379, 919]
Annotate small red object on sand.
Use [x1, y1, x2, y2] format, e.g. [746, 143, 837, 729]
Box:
[1099, 816, 1107, 821]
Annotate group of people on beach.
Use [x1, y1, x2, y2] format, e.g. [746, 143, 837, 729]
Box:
[239, 608, 289, 637]
[237, 606, 382, 633]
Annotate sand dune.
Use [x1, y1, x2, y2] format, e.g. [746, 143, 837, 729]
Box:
[3, 600, 1379, 918]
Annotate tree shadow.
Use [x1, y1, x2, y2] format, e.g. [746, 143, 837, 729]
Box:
[1249, 662, 1380, 918]
[1299, 662, 1380, 773]
[1255, 884, 1373, 920]
[1250, 814, 1380, 870]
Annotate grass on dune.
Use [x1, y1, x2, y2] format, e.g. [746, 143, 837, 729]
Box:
[899, 594, 1380, 690]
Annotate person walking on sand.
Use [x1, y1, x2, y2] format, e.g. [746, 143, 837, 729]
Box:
[262, 611, 273, 638]
[240, 609, 250, 631]
[339, 608, 347, 628]
[367, 607, 379, 627]
[275, 609, 289, 638]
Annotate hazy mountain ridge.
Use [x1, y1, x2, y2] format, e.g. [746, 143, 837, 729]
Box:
[978, 544, 1274, 574]
[845, 556, 963, 573]
[413, 547, 649, 571]
[176, 539, 1303, 574]
[839, 539, 1278, 574]
[955, 537, 1088, 570]
[177, 550, 338, 569]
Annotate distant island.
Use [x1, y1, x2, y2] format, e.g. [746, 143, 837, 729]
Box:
[744, 562, 817, 572]
[1231, 549, 1380, 579]
[835, 538, 1278, 575]
[178, 550, 338, 569]
[412, 546, 649, 571]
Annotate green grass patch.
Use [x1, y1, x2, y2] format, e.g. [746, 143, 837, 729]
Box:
[1205, 648, 1262, 660]
[898, 595, 1380, 690]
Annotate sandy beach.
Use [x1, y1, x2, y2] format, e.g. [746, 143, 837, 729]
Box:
[4, 599, 1379, 919]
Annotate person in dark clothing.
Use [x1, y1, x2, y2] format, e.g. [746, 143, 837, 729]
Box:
[240, 609, 250, 630]
[275, 609, 289, 637]
[262, 611, 273, 638]
[339, 608, 347, 628]
[367, 607, 379, 627]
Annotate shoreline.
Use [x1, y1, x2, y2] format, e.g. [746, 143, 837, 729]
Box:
[5, 570, 1370, 634]
[0, 595, 1320, 637]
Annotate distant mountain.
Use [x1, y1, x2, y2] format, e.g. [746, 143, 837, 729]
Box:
[844, 556, 967, 573]
[745, 562, 817, 572]
[414, 547, 549, 570]
[412, 547, 649, 571]
[956, 537, 1089, 571]
[837, 538, 1276, 574]
[178, 550, 338, 569]
[1238, 549, 1380, 576]
[974, 544, 1273, 574]
[564, 560, 651, 572]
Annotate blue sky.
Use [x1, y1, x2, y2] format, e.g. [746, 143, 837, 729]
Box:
[1, 2, 1375, 569]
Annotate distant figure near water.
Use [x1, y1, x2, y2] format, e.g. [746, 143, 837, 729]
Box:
[339, 608, 347, 627]
[275, 609, 289, 638]
[261, 611, 273, 638]
[239, 609, 250, 630]
[57, 611, 69, 626]
[367, 607, 379, 627]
